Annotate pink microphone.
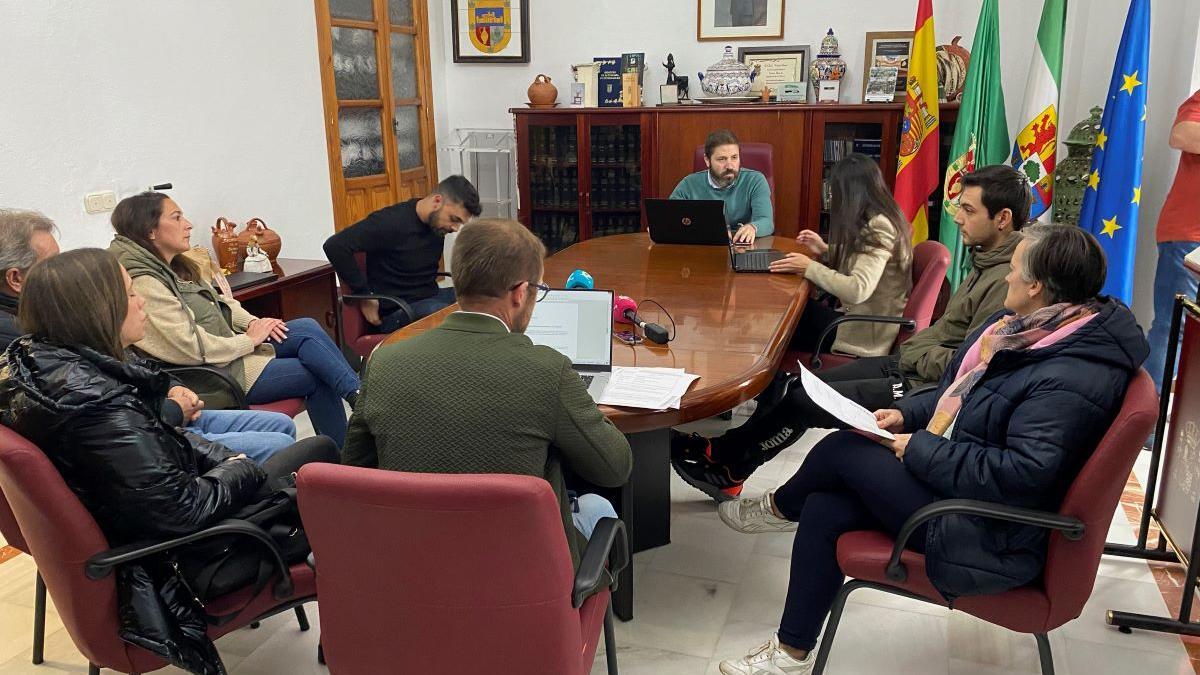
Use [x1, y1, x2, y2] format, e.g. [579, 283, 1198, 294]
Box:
[613, 295, 638, 325]
[612, 295, 670, 344]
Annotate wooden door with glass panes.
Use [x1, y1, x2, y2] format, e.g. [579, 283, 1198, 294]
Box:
[315, 0, 438, 231]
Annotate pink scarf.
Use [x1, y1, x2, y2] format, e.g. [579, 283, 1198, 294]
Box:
[926, 302, 1101, 436]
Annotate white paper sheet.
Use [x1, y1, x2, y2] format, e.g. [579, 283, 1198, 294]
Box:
[596, 367, 700, 410]
[798, 365, 895, 440]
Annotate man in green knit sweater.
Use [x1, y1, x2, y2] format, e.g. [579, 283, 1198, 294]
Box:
[669, 128, 774, 245]
[342, 218, 633, 565]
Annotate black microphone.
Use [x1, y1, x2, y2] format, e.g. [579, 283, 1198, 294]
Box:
[613, 296, 670, 344]
[149, 183, 173, 191]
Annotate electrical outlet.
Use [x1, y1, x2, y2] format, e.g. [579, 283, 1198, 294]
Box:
[84, 190, 118, 214]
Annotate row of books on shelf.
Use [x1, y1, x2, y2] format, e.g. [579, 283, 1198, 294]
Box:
[589, 168, 640, 209]
[823, 138, 883, 163]
[531, 171, 641, 209]
[590, 127, 641, 164]
[531, 167, 579, 209]
[528, 127, 642, 165]
[573, 53, 645, 108]
[591, 214, 642, 238]
[531, 213, 578, 254]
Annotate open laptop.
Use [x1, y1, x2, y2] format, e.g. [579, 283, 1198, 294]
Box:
[645, 198, 784, 272]
[728, 240, 786, 273]
[524, 288, 614, 399]
[645, 198, 729, 245]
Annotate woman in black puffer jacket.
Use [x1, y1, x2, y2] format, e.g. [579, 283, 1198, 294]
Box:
[718, 225, 1149, 674]
[0, 248, 337, 674]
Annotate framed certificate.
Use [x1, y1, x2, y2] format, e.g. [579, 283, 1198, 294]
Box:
[737, 45, 809, 96]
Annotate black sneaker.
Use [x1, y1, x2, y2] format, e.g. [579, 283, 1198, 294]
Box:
[670, 431, 744, 502]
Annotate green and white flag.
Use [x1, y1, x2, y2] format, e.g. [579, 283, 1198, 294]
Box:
[1010, 0, 1067, 223]
[939, 0, 1009, 290]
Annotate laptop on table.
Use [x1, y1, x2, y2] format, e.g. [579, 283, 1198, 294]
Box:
[524, 288, 614, 399]
[644, 198, 785, 272]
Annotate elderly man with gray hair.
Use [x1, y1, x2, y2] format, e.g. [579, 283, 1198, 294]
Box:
[0, 209, 60, 346]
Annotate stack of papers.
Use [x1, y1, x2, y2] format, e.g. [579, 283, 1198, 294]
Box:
[596, 367, 700, 410]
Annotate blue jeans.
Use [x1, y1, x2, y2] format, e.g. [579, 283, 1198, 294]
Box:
[1147, 242, 1200, 393]
[378, 287, 457, 333]
[570, 493, 618, 540]
[245, 318, 360, 447]
[186, 409, 296, 464]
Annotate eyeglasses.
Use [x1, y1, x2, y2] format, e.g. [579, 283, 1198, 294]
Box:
[510, 281, 552, 302]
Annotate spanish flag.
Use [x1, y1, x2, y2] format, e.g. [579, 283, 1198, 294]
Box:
[894, 0, 940, 243]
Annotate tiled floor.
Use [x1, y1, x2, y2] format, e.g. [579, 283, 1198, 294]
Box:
[0, 407, 1194, 674]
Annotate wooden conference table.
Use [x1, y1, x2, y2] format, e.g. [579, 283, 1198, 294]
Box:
[383, 232, 810, 619]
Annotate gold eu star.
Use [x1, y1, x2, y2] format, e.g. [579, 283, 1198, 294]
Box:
[1087, 169, 1101, 190]
[1096, 129, 1108, 150]
[1132, 186, 1142, 205]
[1120, 71, 1143, 95]
[1100, 215, 1122, 238]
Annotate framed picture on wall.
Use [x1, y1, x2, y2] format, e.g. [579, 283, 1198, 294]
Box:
[737, 44, 808, 95]
[697, 0, 785, 41]
[451, 0, 530, 63]
[863, 31, 914, 102]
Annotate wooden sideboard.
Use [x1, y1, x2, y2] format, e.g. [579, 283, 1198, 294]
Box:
[512, 103, 959, 253]
[233, 258, 340, 344]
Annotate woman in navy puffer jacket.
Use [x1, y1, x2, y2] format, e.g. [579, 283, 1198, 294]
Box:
[718, 224, 1149, 674]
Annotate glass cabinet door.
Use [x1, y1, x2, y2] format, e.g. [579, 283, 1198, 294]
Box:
[586, 122, 642, 239]
[526, 124, 580, 253]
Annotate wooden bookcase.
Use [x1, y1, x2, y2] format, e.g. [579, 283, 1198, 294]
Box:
[513, 103, 959, 253]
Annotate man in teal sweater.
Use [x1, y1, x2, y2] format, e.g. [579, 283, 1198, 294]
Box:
[669, 128, 774, 244]
[343, 218, 633, 566]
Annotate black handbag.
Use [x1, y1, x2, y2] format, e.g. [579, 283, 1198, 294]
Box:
[176, 488, 308, 613]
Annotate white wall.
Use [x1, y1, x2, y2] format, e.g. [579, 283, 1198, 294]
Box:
[429, 0, 1200, 324]
[2, 0, 1197, 323]
[430, 1, 1042, 141]
[0, 1, 334, 260]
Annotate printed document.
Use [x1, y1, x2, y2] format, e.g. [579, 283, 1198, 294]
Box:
[798, 365, 895, 440]
[596, 367, 699, 410]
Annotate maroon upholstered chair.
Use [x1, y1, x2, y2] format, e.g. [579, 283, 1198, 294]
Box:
[296, 465, 627, 675]
[0, 424, 317, 675]
[788, 239, 951, 372]
[0, 479, 47, 665]
[810, 368, 1158, 675]
[692, 142, 776, 208]
[159, 363, 306, 418]
[336, 252, 452, 362]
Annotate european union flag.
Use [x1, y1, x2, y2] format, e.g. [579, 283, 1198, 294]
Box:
[1079, 0, 1149, 303]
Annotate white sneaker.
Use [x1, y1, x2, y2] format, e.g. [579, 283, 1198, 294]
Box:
[718, 491, 798, 534]
[719, 634, 814, 675]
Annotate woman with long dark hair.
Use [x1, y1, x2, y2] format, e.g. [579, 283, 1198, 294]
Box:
[770, 153, 913, 357]
[0, 248, 337, 672]
[107, 192, 360, 446]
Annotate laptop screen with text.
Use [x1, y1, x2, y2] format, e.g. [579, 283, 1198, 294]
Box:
[524, 289, 614, 369]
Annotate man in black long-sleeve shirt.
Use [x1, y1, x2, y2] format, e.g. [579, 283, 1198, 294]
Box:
[324, 175, 482, 332]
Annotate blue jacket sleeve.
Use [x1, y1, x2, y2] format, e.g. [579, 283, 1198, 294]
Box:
[902, 384, 1110, 505]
